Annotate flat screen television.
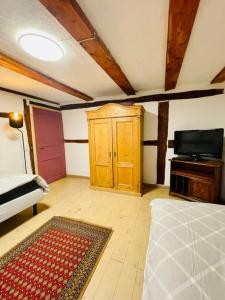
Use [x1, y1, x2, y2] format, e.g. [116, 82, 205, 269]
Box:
[174, 128, 224, 159]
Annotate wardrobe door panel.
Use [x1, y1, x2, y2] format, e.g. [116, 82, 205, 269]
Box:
[117, 167, 133, 187]
[89, 119, 113, 188]
[112, 117, 139, 192]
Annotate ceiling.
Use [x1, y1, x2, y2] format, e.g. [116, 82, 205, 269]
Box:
[0, 0, 224, 104]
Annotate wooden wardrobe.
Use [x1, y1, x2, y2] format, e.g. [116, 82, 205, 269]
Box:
[87, 103, 144, 196]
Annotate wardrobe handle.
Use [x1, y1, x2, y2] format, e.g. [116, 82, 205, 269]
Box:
[109, 152, 111, 158]
[114, 152, 116, 157]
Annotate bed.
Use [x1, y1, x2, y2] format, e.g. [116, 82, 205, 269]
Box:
[142, 199, 225, 300]
[0, 173, 49, 223]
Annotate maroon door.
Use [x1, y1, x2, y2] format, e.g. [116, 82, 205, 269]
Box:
[32, 107, 66, 183]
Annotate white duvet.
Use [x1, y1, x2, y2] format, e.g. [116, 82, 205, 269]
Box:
[0, 173, 49, 195]
[142, 199, 225, 300]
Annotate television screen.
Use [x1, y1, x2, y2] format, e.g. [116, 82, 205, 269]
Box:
[174, 128, 224, 159]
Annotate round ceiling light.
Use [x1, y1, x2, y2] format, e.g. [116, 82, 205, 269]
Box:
[19, 33, 64, 61]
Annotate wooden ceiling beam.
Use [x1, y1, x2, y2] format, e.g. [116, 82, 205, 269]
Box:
[0, 52, 93, 101]
[39, 0, 135, 95]
[165, 0, 200, 91]
[211, 67, 225, 84]
[61, 88, 224, 110]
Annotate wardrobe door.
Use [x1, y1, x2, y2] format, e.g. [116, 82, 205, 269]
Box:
[89, 118, 113, 188]
[112, 117, 140, 192]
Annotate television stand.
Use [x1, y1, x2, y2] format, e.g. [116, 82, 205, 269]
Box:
[191, 155, 202, 161]
[174, 156, 193, 161]
[169, 158, 223, 204]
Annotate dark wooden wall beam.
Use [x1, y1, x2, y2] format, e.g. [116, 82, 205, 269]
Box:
[165, 0, 200, 90]
[64, 139, 162, 145]
[64, 139, 88, 143]
[23, 100, 35, 174]
[39, 0, 135, 95]
[157, 101, 169, 184]
[0, 112, 9, 118]
[168, 140, 174, 148]
[61, 88, 224, 110]
[143, 140, 158, 146]
[0, 86, 59, 105]
[211, 67, 225, 84]
[0, 52, 92, 101]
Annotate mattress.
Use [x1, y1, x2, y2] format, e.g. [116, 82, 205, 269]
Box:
[0, 173, 49, 195]
[0, 189, 43, 223]
[0, 180, 40, 205]
[142, 199, 225, 300]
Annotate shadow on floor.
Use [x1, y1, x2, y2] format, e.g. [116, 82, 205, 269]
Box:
[142, 184, 161, 194]
[0, 203, 49, 237]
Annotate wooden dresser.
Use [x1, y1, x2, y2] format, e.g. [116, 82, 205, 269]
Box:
[87, 103, 144, 196]
[169, 158, 223, 203]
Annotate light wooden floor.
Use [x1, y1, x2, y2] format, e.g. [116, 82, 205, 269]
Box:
[0, 177, 175, 300]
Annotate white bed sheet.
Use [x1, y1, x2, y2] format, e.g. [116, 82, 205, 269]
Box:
[0, 173, 48, 195]
[142, 199, 225, 300]
[0, 189, 43, 223]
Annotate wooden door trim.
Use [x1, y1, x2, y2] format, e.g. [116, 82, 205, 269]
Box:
[31, 104, 61, 113]
[23, 100, 35, 174]
[30, 105, 39, 174]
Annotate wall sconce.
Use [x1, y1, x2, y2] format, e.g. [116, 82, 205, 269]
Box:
[8, 112, 27, 173]
[8, 112, 23, 128]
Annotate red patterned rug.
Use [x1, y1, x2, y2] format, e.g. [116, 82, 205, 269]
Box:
[0, 217, 112, 300]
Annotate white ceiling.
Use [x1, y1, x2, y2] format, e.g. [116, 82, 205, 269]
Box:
[0, 0, 224, 104]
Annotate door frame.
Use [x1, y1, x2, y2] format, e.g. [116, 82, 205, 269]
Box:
[30, 104, 62, 175]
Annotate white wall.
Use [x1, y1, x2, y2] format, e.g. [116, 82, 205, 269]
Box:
[62, 93, 225, 201]
[0, 91, 32, 174]
[142, 102, 158, 183]
[62, 108, 91, 177]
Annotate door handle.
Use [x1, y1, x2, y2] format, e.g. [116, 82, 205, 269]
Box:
[114, 152, 116, 157]
[109, 152, 111, 158]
